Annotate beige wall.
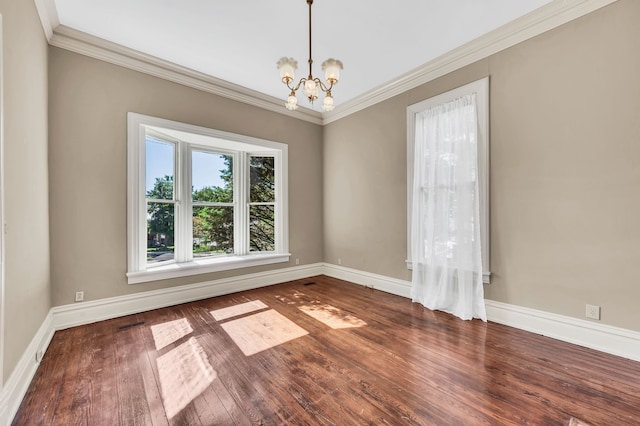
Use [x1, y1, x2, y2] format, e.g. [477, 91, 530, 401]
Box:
[48, 48, 324, 306]
[5, 0, 639, 386]
[0, 0, 51, 382]
[324, 0, 640, 331]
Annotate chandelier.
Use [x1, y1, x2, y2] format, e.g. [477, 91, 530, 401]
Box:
[277, 0, 343, 112]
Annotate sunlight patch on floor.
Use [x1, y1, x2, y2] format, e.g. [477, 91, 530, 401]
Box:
[210, 300, 268, 321]
[156, 337, 216, 419]
[150, 317, 193, 351]
[299, 304, 367, 329]
[274, 290, 316, 305]
[219, 309, 308, 356]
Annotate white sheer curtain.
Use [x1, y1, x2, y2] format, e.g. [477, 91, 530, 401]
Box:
[410, 93, 486, 321]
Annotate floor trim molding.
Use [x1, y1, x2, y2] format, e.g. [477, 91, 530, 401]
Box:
[485, 300, 640, 363]
[322, 263, 412, 298]
[323, 263, 640, 363]
[2, 262, 323, 423]
[2, 310, 55, 424]
[53, 263, 325, 331]
[5, 262, 640, 423]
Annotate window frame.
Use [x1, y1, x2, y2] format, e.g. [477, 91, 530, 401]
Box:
[127, 113, 289, 284]
[406, 77, 490, 283]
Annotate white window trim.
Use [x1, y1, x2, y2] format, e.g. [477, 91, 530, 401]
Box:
[406, 77, 491, 283]
[127, 113, 289, 284]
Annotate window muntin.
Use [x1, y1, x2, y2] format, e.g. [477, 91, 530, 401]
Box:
[406, 77, 490, 282]
[248, 156, 276, 252]
[127, 113, 289, 284]
[145, 138, 176, 265]
[191, 150, 235, 258]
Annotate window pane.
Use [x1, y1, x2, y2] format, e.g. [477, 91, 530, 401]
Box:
[249, 205, 275, 252]
[147, 202, 175, 264]
[146, 137, 174, 199]
[193, 205, 234, 256]
[250, 156, 275, 203]
[192, 151, 233, 203]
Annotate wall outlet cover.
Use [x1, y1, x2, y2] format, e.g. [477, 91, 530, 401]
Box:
[585, 304, 600, 320]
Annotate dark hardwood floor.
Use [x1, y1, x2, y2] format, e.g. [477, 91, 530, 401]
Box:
[13, 276, 640, 425]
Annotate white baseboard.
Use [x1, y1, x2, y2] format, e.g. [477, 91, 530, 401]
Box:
[4, 262, 640, 424]
[0, 398, 5, 426]
[322, 263, 412, 298]
[1, 310, 55, 425]
[52, 262, 324, 330]
[2, 262, 323, 425]
[485, 300, 640, 362]
[323, 263, 640, 362]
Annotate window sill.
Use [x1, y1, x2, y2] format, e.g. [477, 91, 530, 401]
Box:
[405, 260, 491, 284]
[127, 253, 291, 284]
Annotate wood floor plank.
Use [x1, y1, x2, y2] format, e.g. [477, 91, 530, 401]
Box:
[177, 303, 255, 425]
[70, 319, 119, 426]
[145, 304, 235, 425]
[50, 324, 92, 424]
[113, 314, 155, 425]
[11, 327, 78, 425]
[12, 275, 640, 425]
[185, 304, 296, 424]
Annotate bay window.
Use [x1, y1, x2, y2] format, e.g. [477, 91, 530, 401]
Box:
[127, 113, 289, 284]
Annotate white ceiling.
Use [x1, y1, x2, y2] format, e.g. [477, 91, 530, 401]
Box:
[51, 0, 552, 111]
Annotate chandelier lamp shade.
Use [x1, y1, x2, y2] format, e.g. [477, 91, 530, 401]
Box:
[277, 0, 343, 112]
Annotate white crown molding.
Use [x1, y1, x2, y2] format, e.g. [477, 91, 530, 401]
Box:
[32, 0, 321, 123]
[48, 25, 323, 125]
[32, 0, 59, 41]
[33, 0, 618, 126]
[322, 0, 620, 124]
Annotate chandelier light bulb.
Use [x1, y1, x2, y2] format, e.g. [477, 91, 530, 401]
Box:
[322, 59, 343, 84]
[304, 79, 318, 100]
[286, 94, 298, 111]
[322, 94, 334, 112]
[277, 57, 297, 82]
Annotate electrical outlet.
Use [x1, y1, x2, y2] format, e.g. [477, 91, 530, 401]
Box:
[338, 258, 342, 265]
[586, 304, 600, 320]
[295, 258, 300, 265]
[75, 291, 84, 302]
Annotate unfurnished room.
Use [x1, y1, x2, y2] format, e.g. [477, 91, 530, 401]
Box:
[0, 0, 639, 424]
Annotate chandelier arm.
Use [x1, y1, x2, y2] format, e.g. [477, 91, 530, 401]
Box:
[282, 77, 296, 92]
[291, 77, 308, 93]
[312, 78, 333, 94]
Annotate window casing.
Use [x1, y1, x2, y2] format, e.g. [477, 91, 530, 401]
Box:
[406, 77, 490, 283]
[127, 113, 289, 284]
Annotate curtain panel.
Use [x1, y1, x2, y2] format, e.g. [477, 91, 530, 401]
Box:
[410, 94, 486, 321]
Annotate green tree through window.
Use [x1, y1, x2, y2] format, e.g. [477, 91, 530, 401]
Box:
[249, 156, 276, 252]
[146, 155, 276, 260]
[192, 155, 234, 256]
[128, 113, 289, 282]
[147, 175, 175, 262]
